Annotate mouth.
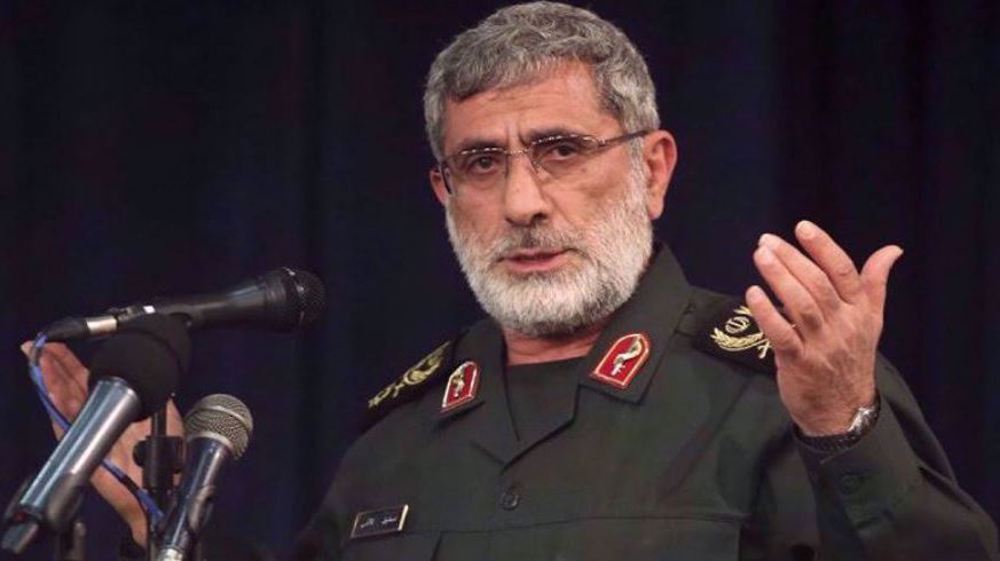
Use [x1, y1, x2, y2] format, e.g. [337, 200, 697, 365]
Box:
[499, 248, 572, 274]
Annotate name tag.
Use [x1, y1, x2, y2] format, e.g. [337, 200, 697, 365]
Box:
[350, 505, 410, 540]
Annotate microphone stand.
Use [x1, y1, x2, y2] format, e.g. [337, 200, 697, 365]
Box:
[134, 407, 183, 561]
[53, 515, 85, 561]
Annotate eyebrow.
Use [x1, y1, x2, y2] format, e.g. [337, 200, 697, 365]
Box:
[520, 126, 589, 144]
[451, 136, 504, 155]
[449, 126, 591, 156]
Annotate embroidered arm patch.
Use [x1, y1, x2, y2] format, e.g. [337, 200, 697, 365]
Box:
[693, 299, 777, 374]
[363, 341, 453, 428]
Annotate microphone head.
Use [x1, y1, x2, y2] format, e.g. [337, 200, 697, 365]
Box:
[183, 394, 253, 459]
[269, 267, 325, 330]
[89, 314, 190, 418]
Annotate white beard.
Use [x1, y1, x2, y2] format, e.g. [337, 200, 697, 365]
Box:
[445, 168, 654, 337]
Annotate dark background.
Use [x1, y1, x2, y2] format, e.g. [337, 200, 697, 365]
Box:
[1, 1, 997, 559]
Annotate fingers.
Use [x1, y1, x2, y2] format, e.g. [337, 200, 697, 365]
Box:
[40, 343, 90, 387]
[20, 341, 90, 420]
[758, 233, 842, 313]
[860, 245, 903, 314]
[745, 285, 801, 354]
[753, 245, 825, 332]
[794, 221, 864, 303]
[22, 341, 90, 389]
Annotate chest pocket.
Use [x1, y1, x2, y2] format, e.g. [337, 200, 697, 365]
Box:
[341, 532, 440, 561]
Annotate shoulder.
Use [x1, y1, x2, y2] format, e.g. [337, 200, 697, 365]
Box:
[361, 336, 459, 431]
[333, 337, 461, 492]
[676, 286, 778, 376]
[677, 287, 793, 430]
[656, 286, 784, 415]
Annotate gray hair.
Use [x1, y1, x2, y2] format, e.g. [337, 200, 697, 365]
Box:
[423, 1, 659, 161]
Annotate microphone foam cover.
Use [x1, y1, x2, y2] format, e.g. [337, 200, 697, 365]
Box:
[90, 314, 191, 418]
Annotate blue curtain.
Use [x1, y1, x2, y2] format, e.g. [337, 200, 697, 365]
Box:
[1, 2, 996, 558]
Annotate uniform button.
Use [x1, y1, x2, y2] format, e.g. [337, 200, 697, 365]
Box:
[838, 473, 863, 494]
[499, 488, 520, 510]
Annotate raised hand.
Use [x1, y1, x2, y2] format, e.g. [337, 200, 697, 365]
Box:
[20, 341, 182, 545]
[745, 220, 903, 436]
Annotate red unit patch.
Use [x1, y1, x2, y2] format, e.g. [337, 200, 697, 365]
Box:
[441, 361, 480, 412]
[590, 333, 651, 390]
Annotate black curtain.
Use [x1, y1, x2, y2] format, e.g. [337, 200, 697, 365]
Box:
[1, 2, 996, 559]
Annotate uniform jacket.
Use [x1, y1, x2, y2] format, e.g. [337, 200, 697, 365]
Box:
[293, 246, 998, 561]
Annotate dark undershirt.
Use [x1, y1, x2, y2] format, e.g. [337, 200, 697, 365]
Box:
[504, 357, 584, 442]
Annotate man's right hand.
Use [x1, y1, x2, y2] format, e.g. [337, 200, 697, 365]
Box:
[20, 341, 183, 547]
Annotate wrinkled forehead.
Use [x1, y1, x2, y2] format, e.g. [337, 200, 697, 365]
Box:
[440, 61, 618, 154]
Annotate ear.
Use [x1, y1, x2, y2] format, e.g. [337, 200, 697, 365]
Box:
[641, 130, 677, 220]
[429, 167, 450, 207]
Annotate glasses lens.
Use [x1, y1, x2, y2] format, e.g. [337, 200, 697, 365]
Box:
[450, 148, 506, 190]
[531, 135, 600, 177]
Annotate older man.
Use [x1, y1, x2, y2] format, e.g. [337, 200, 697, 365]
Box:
[31, 2, 998, 560]
[291, 3, 997, 560]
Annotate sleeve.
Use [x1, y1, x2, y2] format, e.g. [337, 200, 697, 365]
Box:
[743, 354, 999, 561]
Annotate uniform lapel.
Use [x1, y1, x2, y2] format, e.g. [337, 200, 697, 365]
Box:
[578, 245, 692, 401]
[501, 246, 694, 464]
[571, 247, 757, 498]
[427, 245, 694, 467]
[431, 319, 520, 464]
[429, 315, 579, 467]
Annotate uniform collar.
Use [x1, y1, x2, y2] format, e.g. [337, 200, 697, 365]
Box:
[577, 244, 691, 403]
[425, 244, 692, 465]
[428, 319, 522, 463]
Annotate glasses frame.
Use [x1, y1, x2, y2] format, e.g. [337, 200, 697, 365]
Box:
[436, 129, 649, 194]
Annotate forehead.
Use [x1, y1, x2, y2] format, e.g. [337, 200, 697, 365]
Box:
[440, 62, 620, 153]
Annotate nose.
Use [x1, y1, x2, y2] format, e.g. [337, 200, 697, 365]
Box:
[502, 154, 551, 227]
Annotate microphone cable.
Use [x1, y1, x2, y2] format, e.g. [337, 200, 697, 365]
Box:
[24, 333, 165, 523]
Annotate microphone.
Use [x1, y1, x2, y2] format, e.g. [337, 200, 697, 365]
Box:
[155, 394, 253, 561]
[2, 315, 190, 554]
[40, 267, 325, 342]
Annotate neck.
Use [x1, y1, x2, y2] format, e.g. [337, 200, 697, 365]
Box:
[503, 316, 610, 366]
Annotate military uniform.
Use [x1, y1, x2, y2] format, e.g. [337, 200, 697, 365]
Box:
[292, 247, 998, 561]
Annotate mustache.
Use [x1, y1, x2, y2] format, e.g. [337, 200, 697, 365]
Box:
[490, 226, 581, 261]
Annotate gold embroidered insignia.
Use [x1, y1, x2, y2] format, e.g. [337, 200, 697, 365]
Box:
[709, 305, 773, 360]
[368, 342, 449, 409]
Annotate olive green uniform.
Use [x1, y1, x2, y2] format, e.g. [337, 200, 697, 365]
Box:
[293, 247, 998, 561]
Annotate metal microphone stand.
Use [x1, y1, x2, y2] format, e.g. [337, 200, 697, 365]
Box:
[134, 407, 184, 561]
[53, 515, 85, 561]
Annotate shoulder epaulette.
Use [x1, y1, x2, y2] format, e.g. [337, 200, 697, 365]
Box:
[691, 297, 777, 374]
[362, 340, 455, 429]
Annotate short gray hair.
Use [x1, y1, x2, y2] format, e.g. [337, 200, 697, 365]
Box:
[423, 1, 659, 161]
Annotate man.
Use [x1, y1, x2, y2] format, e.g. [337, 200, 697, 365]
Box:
[30, 2, 998, 560]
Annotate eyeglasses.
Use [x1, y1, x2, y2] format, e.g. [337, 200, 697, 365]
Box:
[437, 130, 648, 194]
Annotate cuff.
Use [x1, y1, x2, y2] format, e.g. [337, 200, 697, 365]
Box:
[796, 395, 923, 523]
